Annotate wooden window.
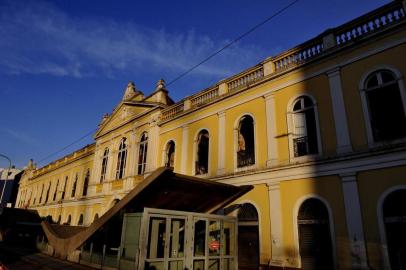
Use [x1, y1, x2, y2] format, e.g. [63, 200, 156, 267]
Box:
[82, 169, 90, 196]
[116, 138, 128, 179]
[71, 174, 78, 198]
[100, 148, 109, 182]
[138, 133, 148, 175]
[292, 96, 318, 157]
[365, 70, 406, 142]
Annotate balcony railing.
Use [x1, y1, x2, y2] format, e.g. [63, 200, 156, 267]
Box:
[160, 102, 184, 121]
[227, 66, 264, 92]
[158, 1, 405, 122]
[190, 87, 219, 108]
[273, 40, 324, 73]
[335, 2, 405, 46]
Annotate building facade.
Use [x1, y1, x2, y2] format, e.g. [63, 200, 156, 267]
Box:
[16, 1, 406, 269]
[0, 167, 23, 207]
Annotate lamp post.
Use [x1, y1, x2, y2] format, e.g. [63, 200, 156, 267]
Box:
[0, 154, 12, 206]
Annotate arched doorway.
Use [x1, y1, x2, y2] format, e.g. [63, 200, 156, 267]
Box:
[383, 189, 406, 270]
[238, 203, 259, 269]
[298, 198, 334, 270]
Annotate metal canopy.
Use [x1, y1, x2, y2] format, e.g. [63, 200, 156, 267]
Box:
[42, 167, 253, 258]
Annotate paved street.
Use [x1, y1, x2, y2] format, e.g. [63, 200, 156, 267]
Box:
[0, 244, 96, 270]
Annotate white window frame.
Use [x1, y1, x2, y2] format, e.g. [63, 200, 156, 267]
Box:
[359, 65, 406, 147]
[287, 94, 323, 163]
[100, 147, 109, 183]
[192, 128, 211, 177]
[162, 139, 176, 168]
[116, 138, 128, 179]
[138, 132, 149, 175]
[233, 113, 258, 173]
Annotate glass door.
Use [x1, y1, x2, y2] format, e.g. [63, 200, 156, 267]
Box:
[144, 215, 187, 270]
[192, 218, 236, 270]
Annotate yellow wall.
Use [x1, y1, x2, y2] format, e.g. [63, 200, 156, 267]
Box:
[280, 176, 350, 268]
[358, 165, 406, 269]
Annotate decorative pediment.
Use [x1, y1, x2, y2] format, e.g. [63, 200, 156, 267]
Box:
[95, 102, 156, 138]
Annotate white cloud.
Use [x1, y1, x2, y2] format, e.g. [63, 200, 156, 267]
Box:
[0, 1, 267, 79]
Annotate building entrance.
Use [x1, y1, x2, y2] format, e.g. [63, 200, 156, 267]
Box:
[119, 208, 238, 270]
[297, 198, 334, 270]
[383, 189, 406, 270]
[237, 203, 259, 270]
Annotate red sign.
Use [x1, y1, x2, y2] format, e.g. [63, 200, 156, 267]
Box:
[209, 240, 220, 251]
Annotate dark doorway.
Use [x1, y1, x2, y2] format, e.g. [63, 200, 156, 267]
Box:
[298, 198, 334, 270]
[383, 189, 406, 270]
[165, 140, 175, 168]
[238, 203, 259, 270]
[195, 130, 209, 175]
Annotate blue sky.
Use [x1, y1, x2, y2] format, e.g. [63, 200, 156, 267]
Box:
[0, 0, 389, 168]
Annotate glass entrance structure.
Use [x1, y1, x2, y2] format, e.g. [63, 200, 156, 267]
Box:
[119, 208, 237, 270]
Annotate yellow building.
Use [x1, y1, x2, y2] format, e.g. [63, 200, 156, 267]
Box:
[16, 1, 406, 269]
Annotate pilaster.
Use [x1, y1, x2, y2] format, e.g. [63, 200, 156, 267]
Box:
[267, 181, 284, 266]
[180, 125, 189, 174]
[340, 173, 369, 269]
[217, 111, 226, 175]
[264, 94, 279, 167]
[327, 68, 352, 154]
[146, 119, 160, 174]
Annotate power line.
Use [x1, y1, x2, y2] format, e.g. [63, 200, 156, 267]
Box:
[35, 1, 300, 165]
[37, 128, 97, 164]
[166, 0, 300, 87]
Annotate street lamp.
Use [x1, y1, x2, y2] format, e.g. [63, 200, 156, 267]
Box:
[0, 154, 12, 206]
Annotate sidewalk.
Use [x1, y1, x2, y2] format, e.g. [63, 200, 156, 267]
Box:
[0, 244, 96, 270]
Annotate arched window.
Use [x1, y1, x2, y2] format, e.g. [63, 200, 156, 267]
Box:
[39, 184, 44, 204]
[195, 130, 209, 175]
[116, 138, 128, 179]
[291, 96, 319, 157]
[297, 198, 334, 269]
[100, 148, 109, 182]
[33, 187, 37, 205]
[237, 115, 255, 167]
[138, 132, 148, 174]
[382, 189, 406, 269]
[94, 213, 99, 222]
[66, 214, 71, 225]
[45, 183, 51, 203]
[237, 203, 259, 269]
[53, 179, 59, 201]
[364, 70, 406, 142]
[165, 141, 175, 168]
[62, 176, 68, 199]
[82, 169, 90, 196]
[71, 174, 78, 198]
[78, 214, 84, 226]
[57, 215, 61, 224]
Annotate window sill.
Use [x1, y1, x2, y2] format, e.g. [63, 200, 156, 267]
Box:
[194, 173, 209, 178]
[235, 164, 257, 173]
[368, 137, 406, 150]
[289, 153, 321, 164]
